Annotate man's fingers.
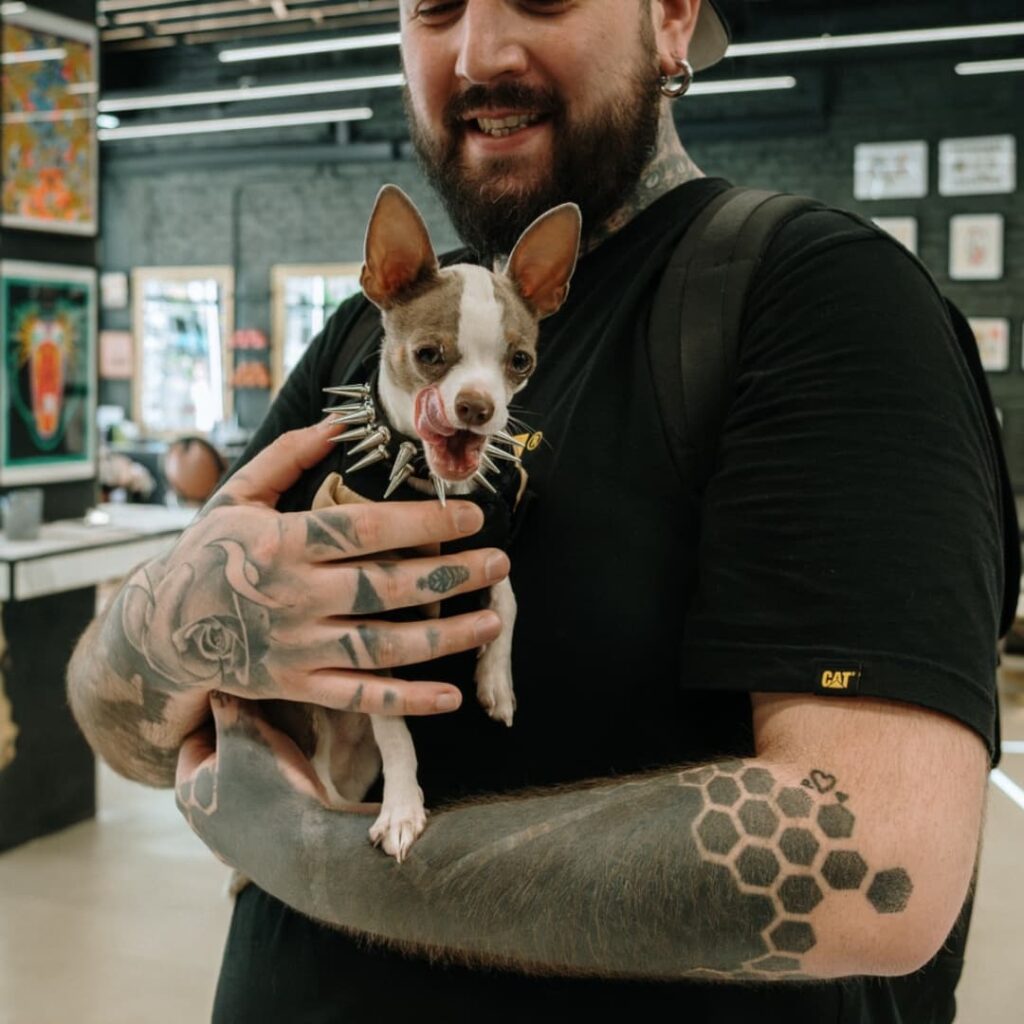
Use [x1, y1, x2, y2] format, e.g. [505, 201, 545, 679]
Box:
[176, 718, 216, 788]
[220, 421, 345, 507]
[293, 499, 485, 560]
[290, 608, 501, 673]
[283, 672, 465, 717]
[302, 549, 509, 616]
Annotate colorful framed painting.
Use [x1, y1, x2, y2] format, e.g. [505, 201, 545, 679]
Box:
[1, 6, 99, 235]
[0, 261, 97, 484]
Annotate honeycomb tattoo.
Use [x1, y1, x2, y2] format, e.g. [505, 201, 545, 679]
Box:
[679, 760, 913, 979]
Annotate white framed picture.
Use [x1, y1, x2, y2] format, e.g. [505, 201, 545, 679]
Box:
[949, 214, 1004, 280]
[872, 216, 918, 255]
[968, 317, 1010, 372]
[854, 141, 928, 200]
[939, 135, 1016, 196]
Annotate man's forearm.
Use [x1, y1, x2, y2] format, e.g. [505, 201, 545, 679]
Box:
[186, 703, 927, 982]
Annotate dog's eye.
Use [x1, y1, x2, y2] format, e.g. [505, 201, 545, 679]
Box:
[509, 351, 534, 375]
[414, 346, 444, 367]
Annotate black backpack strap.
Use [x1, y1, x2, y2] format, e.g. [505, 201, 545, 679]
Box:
[648, 186, 819, 491]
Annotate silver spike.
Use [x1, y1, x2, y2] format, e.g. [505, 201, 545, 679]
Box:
[479, 453, 500, 475]
[333, 425, 373, 444]
[483, 443, 520, 464]
[323, 383, 371, 397]
[348, 446, 390, 473]
[347, 426, 391, 456]
[383, 465, 414, 499]
[491, 429, 519, 447]
[472, 471, 497, 495]
[392, 441, 418, 476]
[330, 408, 375, 427]
[323, 399, 372, 416]
[431, 474, 447, 506]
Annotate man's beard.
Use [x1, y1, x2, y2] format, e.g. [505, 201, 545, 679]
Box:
[405, 60, 662, 263]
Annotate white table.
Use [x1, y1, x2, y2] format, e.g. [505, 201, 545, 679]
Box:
[0, 504, 195, 601]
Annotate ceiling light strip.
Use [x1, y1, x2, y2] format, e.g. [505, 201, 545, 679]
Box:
[99, 73, 405, 112]
[219, 30, 399, 61]
[955, 57, 1024, 75]
[729, 21, 1024, 58]
[146, 0, 395, 36]
[98, 106, 372, 141]
[101, 26, 146, 41]
[184, 11, 396, 46]
[111, 0, 326, 27]
[691, 76, 797, 95]
[0, 1, 28, 14]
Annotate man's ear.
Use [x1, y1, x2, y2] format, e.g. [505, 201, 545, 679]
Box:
[361, 185, 439, 309]
[506, 204, 582, 319]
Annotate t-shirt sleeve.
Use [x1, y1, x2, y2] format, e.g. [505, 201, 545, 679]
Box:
[680, 209, 1004, 757]
[224, 293, 371, 479]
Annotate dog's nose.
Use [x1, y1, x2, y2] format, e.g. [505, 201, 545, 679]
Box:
[455, 390, 495, 428]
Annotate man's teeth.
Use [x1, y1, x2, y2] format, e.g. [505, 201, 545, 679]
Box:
[476, 113, 541, 137]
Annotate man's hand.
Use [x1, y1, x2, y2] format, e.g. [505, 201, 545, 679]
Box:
[67, 420, 508, 786]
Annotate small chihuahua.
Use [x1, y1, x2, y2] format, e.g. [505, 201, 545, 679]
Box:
[275, 186, 582, 863]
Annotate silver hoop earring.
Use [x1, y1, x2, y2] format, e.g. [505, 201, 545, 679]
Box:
[659, 57, 694, 99]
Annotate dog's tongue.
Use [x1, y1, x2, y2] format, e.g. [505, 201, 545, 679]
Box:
[414, 386, 455, 444]
[413, 386, 486, 481]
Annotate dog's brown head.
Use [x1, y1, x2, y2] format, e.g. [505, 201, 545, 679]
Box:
[361, 185, 580, 483]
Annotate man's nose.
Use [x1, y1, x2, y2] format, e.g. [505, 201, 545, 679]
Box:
[454, 1, 529, 84]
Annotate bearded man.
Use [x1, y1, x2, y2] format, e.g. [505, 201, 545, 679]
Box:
[67, 3, 1004, 1022]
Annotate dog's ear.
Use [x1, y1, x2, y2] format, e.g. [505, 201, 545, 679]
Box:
[506, 203, 582, 319]
[361, 185, 439, 309]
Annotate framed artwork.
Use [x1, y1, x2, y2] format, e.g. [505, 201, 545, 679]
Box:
[99, 330, 133, 380]
[0, 261, 97, 484]
[100, 271, 129, 310]
[939, 135, 1016, 196]
[1, 6, 99, 235]
[871, 216, 918, 255]
[949, 214, 1004, 281]
[853, 141, 928, 200]
[967, 318, 1010, 373]
[270, 263, 363, 391]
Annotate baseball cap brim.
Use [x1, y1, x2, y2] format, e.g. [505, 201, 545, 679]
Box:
[689, 0, 731, 72]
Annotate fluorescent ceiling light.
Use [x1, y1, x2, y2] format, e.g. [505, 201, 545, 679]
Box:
[691, 76, 797, 95]
[955, 57, 1024, 75]
[99, 73, 405, 113]
[0, 2, 28, 15]
[97, 113, 121, 130]
[219, 31, 401, 62]
[1, 48, 68, 65]
[728, 21, 1024, 58]
[98, 106, 372, 141]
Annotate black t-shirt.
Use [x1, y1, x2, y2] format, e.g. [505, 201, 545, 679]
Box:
[214, 177, 1000, 1023]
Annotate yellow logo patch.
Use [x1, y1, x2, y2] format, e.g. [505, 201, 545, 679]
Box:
[512, 432, 543, 457]
[820, 670, 859, 691]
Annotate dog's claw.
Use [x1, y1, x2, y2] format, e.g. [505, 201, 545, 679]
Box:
[369, 801, 428, 862]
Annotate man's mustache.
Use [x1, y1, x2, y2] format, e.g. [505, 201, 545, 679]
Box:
[444, 82, 563, 127]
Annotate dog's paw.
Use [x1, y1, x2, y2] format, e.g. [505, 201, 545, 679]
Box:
[476, 678, 516, 727]
[369, 799, 427, 862]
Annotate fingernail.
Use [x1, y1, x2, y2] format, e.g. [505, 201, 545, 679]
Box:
[435, 693, 461, 712]
[486, 552, 510, 582]
[454, 504, 481, 534]
[475, 613, 500, 644]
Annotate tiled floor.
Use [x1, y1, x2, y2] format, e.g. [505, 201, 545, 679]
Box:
[2, 695, 1022, 1023]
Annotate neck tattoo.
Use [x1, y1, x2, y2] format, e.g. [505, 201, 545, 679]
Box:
[587, 112, 704, 253]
